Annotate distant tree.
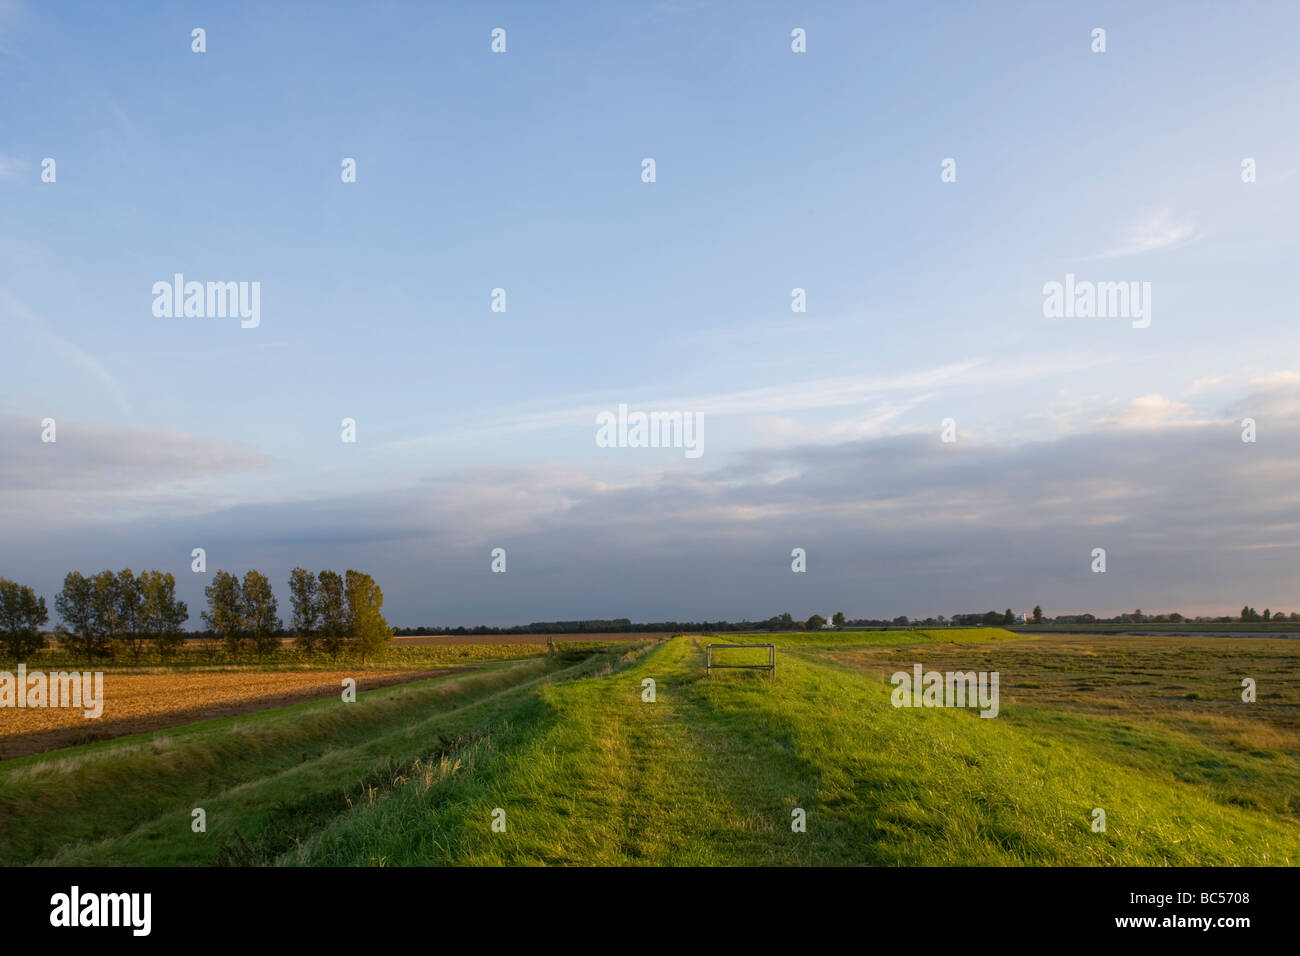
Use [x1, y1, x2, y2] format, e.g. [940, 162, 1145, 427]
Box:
[90, 570, 123, 661]
[289, 567, 320, 655]
[55, 571, 104, 664]
[1169, 612, 1183, 623]
[242, 570, 282, 662]
[892, 615, 909, 626]
[807, 613, 827, 630]
[139, 571, 188, 663]
[832, 611, 845, 628]
[114, 569, 147, 662]
[203, 570, 244, 661]
[0, 578, 49, 662]
[344, 570, 391, 664]
[317, 570, 348, 658]
[1004, 608, 1014, 624]
[1032, 605, 1043, 623]
[1263, 608, 1272, 621]
[981, 610, 1002, 625]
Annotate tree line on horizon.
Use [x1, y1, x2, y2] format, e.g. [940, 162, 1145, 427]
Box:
[0, 568, 392, 664]
[392, 603, 1299, 635]
[391, 612, 850, 637]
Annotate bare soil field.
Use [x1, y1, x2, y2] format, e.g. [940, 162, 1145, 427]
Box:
[0, 668, 452, 760]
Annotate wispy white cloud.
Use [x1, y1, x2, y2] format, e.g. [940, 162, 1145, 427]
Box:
[1096, 393, 1217, 430]
[0, 0, 27, 56]
[1249, 370, 1300, 389]
[0, 155, 28, 180]
[1089, 210, 1203, 260]
[1, 289, 133, 418]
[749, 398, 930, 447]
[385, 353, 1122, 451]
[1186, 374, 1228, 395]
[0, 412, 270, 524]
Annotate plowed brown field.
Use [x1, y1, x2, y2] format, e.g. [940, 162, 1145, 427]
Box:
[0, 668, 452, 759]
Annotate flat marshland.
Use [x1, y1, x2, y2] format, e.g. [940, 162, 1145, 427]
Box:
[1, 631, 1295, 866]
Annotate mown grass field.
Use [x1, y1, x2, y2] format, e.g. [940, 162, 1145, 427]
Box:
[2, 631, 1296, 866]
[1019, 623, 1300, 635]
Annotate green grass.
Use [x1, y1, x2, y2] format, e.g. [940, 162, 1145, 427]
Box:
[3, 631, 1296, 866]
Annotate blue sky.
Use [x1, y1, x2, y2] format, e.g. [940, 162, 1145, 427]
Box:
[2, 1, 1299, 625]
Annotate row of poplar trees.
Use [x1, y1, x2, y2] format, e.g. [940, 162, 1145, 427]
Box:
[202, 567, 392, 663]
[3, 569, 191, 664]
[0, 567, 391, 665]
